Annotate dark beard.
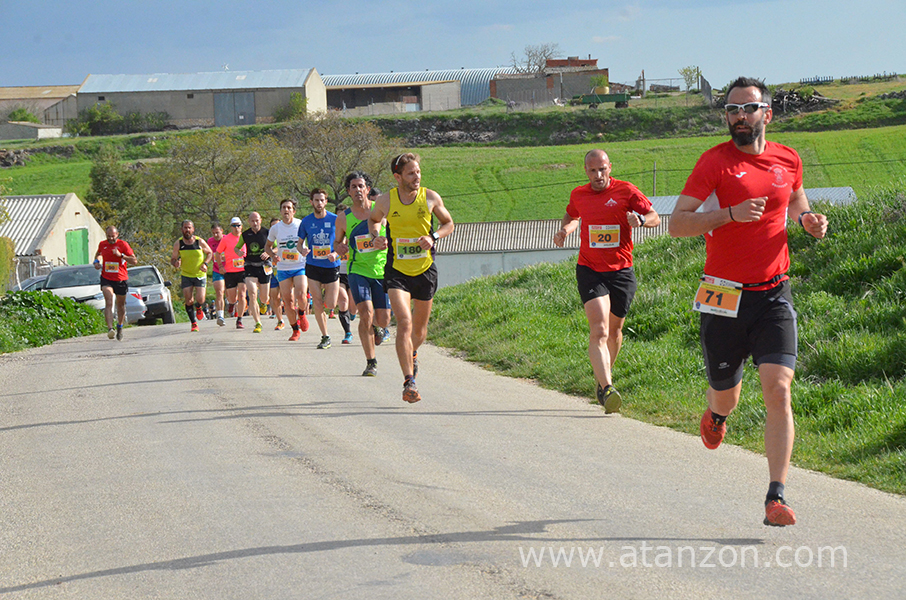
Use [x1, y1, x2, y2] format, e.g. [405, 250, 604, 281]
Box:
[729, 120, 762, 146]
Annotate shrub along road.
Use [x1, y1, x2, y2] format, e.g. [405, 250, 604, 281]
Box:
[0, 319, 903, 598]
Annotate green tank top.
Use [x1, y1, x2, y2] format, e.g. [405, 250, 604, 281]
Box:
[346, 209, 387, 280]
[179, 236, 205, 278]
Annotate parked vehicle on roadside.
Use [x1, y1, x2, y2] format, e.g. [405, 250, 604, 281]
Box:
[15, 275, 47, 291]
[126, 265, 175, 324]
[42, 264, 147, 324]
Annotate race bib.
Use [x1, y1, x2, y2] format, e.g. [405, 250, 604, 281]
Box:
[104, 261, 119, 274]
[264, 265, 273, 276]
[589, 224, 620, 249]
[395, 238, 427, 260]
[354, 234, 378, 253]
[693, 276, 743, 318]
[282, 249, 299, 262]
[313, 245, 332, 259]
[232, 257, 245, 269]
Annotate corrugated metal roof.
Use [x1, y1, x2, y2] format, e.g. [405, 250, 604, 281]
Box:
[435, 219, 667, 254]
[0, 195, 66, 256]
[323, 68, 518, 106]
[80, 69, 317, 94]
[0, 85, 80, 100]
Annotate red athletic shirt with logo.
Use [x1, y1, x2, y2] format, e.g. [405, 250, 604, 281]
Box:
[95, 239, 134, 282]
[681, 140, 803, 285]
[566, 178, 653, 272]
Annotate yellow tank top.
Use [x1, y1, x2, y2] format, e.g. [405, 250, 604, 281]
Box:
[388, 187, 433, 276]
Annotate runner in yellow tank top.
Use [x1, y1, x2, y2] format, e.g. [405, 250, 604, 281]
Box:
[369, 153, 454, 404]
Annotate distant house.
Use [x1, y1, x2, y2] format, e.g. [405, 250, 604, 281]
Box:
[77, 68, 327, 128]
[0, 121, 63, 141]
[0, 84, 81, 127]
[0, 194, 105, 288]
[491, 57, 610, 106]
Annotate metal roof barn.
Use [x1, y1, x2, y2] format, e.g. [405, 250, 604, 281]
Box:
[322, 68, 517, 106]
[80, 69, 318, 93]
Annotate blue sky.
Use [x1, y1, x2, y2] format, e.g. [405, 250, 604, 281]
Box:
[4, 0, 903, 89]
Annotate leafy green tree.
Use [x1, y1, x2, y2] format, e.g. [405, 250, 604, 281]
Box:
[273, 92, 309, 122]
[678, 65, 701, 92]
[147, 130, 294, 228]
[6, 107, 40, 124]
[278, 112, 399, 207]
[85, 144, 157, 238]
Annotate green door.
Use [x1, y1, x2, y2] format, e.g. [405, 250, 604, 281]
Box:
[66, 228, 89, 265]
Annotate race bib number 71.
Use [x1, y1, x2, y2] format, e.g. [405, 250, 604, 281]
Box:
[693, 276, 742, 318]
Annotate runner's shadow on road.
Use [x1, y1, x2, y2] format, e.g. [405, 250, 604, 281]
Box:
[0, 519, 765, 594]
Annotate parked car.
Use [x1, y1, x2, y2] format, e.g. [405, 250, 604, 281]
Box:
[15, 275, 47, 291]
[126, 265, 175, 324]
[43, 264, 147, 324]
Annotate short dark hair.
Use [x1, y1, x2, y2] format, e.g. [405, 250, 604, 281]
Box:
[391, 153, 420, 175]
[344, 171, 373, 190]
[309, 188, 328, 200]
[280, 197, 296, 209]
[369, 187, 381, 198]
[726, 76, 771, 105]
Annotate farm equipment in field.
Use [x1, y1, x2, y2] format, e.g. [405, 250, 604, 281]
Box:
[569, 92, 631, 109]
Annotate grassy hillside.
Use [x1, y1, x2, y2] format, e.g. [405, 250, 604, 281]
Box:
[430, 185, 906, 494]
[4, 125, 905, 225]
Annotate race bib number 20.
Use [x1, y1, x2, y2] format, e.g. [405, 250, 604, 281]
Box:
[588, 224, 620, 249]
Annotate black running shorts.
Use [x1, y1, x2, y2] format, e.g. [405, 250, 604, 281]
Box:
[384, 263, 438, 302]
[700, 280, 798, 391]
[575, 264, 637, 318]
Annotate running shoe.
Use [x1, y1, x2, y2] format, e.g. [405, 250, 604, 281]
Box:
[107, 328, 116, 340]
[299, 313, 310, 332]
[191, 322, 199, 332]
[403, 378, 421, 403]
[196, 307, 204, 321]
[373, 325, 384, 346]
[328, 309, 336, 319]
[350, 313, 356, 321]
[596, 383, 622, 414]
[382, 328, 391, 343]
[253, 322, 262, 333]
[217, 315, 225, 327]
[764, 499, 797, 527]
[275, 321, 285, 331]
[289, 328, 301, 342]
[700, 408, 726, 450]
[362, 362, 378, 377]
[317, 335, 331, 349]
[413, 351, 419, 378]
[116, 327, 123, 341]
[342, 332, 353, 344]
[236, 320, 244, 329]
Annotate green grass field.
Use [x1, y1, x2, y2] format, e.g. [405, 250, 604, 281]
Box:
[420, 124, 906, 223]
[430, 186, 906, 495]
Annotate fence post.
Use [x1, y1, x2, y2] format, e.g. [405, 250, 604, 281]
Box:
[652, 161, 657, 197]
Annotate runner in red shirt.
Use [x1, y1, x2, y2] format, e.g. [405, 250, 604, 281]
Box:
[669, 77, 828, 527]
[553, 149, 660, 413]
[93, 225, 138, 340]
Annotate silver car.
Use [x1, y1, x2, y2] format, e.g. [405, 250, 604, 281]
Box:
[126, 265, 175, 324]
[43, 264, 147, 324]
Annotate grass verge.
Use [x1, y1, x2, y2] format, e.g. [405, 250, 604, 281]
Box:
[0, 291, 106, 353]
[430, 186, 906, 495]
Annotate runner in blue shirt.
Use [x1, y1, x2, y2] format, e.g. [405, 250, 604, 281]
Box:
[299, 188, 340, 349]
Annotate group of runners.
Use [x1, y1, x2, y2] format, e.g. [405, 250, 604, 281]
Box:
[161, 152, 454, 405]
[98, 76, 828, 527]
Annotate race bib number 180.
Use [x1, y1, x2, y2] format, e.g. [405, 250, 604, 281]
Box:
[588, 224, 620, 249]
[693, 276, 743, 318]
[395, 238, 427, 260]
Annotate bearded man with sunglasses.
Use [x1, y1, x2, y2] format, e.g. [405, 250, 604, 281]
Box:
[669, 77, 828, 528]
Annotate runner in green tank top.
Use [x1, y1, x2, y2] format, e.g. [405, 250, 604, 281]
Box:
[369, 154, 454, 403]
[335, 172, 392, 377]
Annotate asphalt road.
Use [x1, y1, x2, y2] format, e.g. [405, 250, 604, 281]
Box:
[1, 317, 903, 599]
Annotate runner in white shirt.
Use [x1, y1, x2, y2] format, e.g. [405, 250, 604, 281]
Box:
[266, 198, 310, 340]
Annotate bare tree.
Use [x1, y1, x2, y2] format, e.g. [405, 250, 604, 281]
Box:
[510, 43, 562, 74]
[278, 112, 400, 208]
